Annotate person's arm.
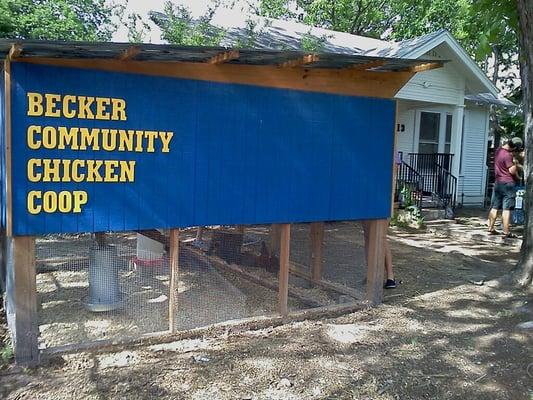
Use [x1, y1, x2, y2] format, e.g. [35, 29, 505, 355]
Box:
[506, 153, 519, 179]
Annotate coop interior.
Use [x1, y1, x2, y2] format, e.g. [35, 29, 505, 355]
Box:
[35, 222, 369, 350]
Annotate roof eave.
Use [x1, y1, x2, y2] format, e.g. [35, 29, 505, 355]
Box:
[400, 31, 499, 97]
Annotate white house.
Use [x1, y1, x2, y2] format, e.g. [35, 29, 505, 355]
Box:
[199, 11, 513, 207]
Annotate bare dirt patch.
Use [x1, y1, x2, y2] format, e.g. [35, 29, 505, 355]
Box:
[1, 210, 532, 399]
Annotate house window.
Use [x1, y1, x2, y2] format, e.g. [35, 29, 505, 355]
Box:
[419, 112, 440, 154]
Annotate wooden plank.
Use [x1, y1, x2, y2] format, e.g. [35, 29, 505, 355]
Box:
[348, 60, 386, 71]
[270, 224, 281, 256]
[11, 236, 39, 365]
[309, 222, 324, 281]
[41, 301, 367, 358]
[207, 50, 239, 65]
[8, 44, 22, 59]
[117, 45, 141, 61]
[278, 224, 290, 316]
[4, 60, 12, 236]
[365, 219, 387, 305]
[409, 62, 441, 73]
[168, 229, 179, 333]
[279, 54, 319, 68]
[391, 100, 399, 216]
[20, 58, 416, 99]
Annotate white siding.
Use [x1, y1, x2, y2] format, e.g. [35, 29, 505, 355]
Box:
[395, 62, 465, 105]
[459, 106, 489, 205]
[395, 104, 416, 157]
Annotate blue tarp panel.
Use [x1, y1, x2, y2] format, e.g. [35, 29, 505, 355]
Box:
[9, 62, 395, 235]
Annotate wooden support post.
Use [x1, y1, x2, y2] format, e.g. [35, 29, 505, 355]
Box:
[365, 220, 387, 305]
[168, 229, 179, 333]
[309, 222, 324, 281]
[270, 224, 281, 256]
[6, 237, 39, 365]
[278, 224, 290, 317]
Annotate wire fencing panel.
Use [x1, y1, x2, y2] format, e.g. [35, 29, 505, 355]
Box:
[35, 232, 170, 349]
[34, 222, 367, 350]
[322, 222, 367, 294]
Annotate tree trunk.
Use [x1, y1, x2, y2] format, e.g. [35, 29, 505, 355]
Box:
[514, 0, 533, 287]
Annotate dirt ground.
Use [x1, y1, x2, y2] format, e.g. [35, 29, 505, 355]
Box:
[1, 209, 532, 400]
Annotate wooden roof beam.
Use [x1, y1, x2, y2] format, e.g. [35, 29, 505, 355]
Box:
[118, 46, 141, 61]
[8, 43, 22, 60]
[280, 54, 319, 68]
[409, 62, 442, 73]
[348, 60, 386, 71]
[207, 50, 240, 65]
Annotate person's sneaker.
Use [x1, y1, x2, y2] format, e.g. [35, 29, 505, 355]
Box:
[384, 279, 397, 289]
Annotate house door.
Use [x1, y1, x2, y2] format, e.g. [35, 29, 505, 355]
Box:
[416, 111, 454, 193]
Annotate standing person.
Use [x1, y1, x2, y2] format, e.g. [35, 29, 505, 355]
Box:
[487, 137, 523, 238]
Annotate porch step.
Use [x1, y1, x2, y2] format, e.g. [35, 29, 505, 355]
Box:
[421, 209, 447, 221]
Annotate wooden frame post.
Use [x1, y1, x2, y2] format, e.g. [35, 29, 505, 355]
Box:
[365, 220, 387, 305]
[309, 222, 324, 281]
[6, 236, 39, 365]
[278, 224, 290, 316]
[270, 224, 281, 256]
[168, 229, 179, 333]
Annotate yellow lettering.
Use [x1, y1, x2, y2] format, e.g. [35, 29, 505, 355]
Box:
[42, 126, 57, 149]
[44, 94, 61, 117]
[145, 131, 158, 153]
[42, 191, 57, 213]
[71, 160, 85, 182]
[73, 191, 88, 213]
[159, 131, 174, 153]
[78, 96, 95, 119]
[101, 129, 117, 151]
[27, 93, 43, 116]
[27, 191, 41, 214]
[134, 130, 143, 152]
[118, 130, 134, 151]
[57, 191, 72, 212]
[119, 160, 136, 182]
[79, 128, 100, 150]
[104, 160, 119, 182]
[58, 126, 79, 150]
[61, 159, 71, 182]
[111, 98, 127, 121]
[86, 160, 103, 182]
[42, 159, 61, 182]
[27, 125, 41, 150]
[27, 159, 42, 182]
[62, 95, 77, 118]
[95, 97, 111, 120]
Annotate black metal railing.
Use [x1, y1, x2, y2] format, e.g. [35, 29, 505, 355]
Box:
[435, 161, 457, 210]
[407, 153, 454, 194]
[396, 160, 423, 209]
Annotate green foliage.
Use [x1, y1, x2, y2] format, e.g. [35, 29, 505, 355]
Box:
[0, 340, 13, 366]
[126, 12, 151, 43]
[0, 0, 120, 41]
[151, 1, 226, 46]
[300, 30, 329, 52]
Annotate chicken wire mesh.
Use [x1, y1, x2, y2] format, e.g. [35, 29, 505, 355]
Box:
[35, 222, 368, 349]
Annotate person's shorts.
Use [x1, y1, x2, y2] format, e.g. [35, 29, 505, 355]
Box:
[491, 182, 516, 210]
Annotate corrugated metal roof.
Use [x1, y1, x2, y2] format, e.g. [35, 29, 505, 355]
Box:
[0, 39, 443, 72]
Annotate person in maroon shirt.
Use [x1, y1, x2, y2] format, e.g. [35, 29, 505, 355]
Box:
[487, 137, 523, 238]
